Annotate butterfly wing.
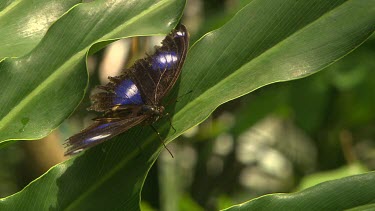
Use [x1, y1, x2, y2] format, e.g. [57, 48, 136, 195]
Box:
[64, 25, 189, 155]
[117, 24, 189, 105]
[64, 111, 148, 156]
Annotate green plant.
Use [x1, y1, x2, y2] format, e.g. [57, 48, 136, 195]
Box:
[0, 0, 374, 210]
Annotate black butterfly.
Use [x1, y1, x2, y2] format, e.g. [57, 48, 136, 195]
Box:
[64, 24, 189, 155]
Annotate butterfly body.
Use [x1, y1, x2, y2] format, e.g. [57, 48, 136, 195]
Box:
[65, 24, 189, 155]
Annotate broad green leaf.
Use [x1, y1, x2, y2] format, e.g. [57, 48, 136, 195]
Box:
[0, 0, 185, 145]
[223, 171, 375, 211]
[0, 0, 81, 59]
[1, 0, 374, 210]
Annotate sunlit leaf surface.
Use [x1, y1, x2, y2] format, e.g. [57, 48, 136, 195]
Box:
[0, 0, 81, 59]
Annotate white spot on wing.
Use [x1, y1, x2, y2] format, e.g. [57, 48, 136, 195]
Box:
[176, 31, 185, 37]
[85, 133, 112, 143]
[157, 53, 178, 65]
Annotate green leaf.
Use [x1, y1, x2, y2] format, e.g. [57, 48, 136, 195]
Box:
[1, 0, 374, 210]
[222, 171, 375, 211]
[0, 0, 185, 145]
[0, 0, 81, 59]
[345, 203, 375, 211]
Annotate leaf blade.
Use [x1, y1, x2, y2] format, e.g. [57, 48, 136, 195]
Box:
[223, 171, 375, 211]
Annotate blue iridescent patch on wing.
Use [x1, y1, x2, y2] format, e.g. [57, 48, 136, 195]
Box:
[152, 52, 178, 71]
[113, 79, 143, 105]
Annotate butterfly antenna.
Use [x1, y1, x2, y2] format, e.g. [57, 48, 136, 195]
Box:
[150, 125, 174, 158]
[165, 90, 193, 107]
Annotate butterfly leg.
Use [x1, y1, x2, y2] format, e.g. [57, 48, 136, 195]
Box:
[150, 124, 174, 158]
[165, 90, 193, 106]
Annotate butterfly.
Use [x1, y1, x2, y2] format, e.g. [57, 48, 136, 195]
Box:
[64, 24, 189, 155]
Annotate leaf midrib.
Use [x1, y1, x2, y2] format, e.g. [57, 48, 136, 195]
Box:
[0, 0, 21, 18]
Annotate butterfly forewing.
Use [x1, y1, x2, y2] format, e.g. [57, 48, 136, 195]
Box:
[128, 24, 189, 105]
